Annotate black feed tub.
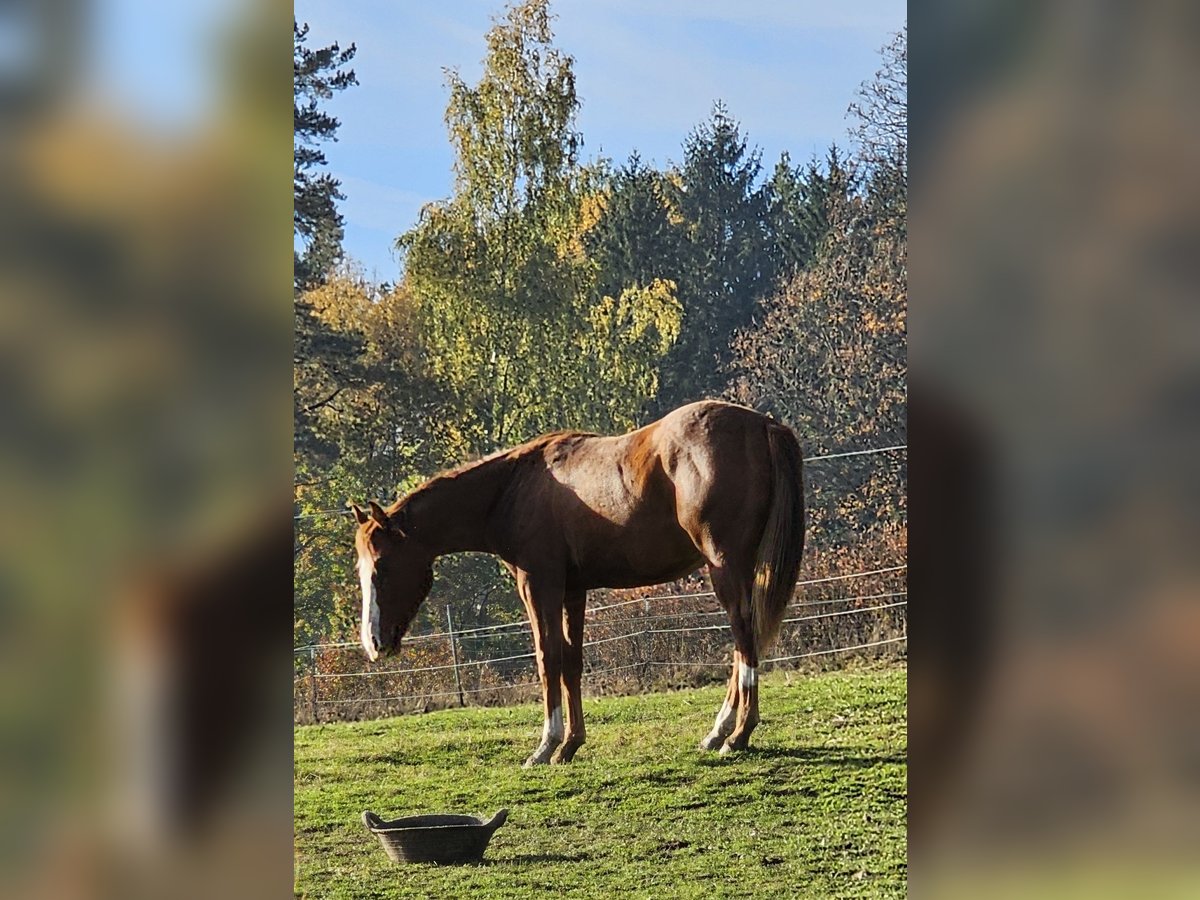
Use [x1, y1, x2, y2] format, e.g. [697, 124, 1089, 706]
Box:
[362, 808, 509, 864]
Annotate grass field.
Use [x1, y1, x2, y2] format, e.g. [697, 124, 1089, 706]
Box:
[295, 666, 906, 899]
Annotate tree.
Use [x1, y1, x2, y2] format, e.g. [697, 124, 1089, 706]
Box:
[399, 0, 580, 452]
[293, 268, 446, 645]
[724, 24, 908, 571]
[848, 24, 907, 169]
[293, 20, 360, 466]
[399, 0, 679, 452]
[584, 153, 685, 306]
[293, 20, 357, 289]
[575, 279, 682, 431]
[660, 103, 774, 408]
[727, 161, 906, 549]
[765, 146, 854, 279]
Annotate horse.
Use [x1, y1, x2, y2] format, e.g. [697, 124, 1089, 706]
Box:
[350, 400, 805, 766]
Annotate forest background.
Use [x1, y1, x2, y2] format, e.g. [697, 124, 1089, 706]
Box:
[293, 1, 907, 655]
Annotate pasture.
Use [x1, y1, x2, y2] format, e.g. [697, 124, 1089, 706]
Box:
[294, 666, 906, 898]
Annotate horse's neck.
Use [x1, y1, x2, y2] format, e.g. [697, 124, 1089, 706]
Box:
[408, 458, 513, 556]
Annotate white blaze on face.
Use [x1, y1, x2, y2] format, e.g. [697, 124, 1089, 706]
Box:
[358, 552, 380, 661]
[739, 661, 758, 691]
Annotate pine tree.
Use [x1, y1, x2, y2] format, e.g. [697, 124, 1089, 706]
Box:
[660, 102, 774, 407]
[293, 20, 361, 466]
[293, 20, 357, 289]
[766, 146, 854, 278]
[585, 152, 684, 304]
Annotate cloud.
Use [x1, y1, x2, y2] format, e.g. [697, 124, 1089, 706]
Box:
[297, 0, 906, 276]
[558, 0, 902, 33]
[557, 5, 894, 167]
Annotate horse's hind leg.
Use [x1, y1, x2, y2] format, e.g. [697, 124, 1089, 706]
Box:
[552, 590, 587, 764]
[679, 444, 771, 753]
[720, 646, 760, 755]
[710, 565, 760, 755]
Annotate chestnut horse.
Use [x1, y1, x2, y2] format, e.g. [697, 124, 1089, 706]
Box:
[350, 400, 805, 765]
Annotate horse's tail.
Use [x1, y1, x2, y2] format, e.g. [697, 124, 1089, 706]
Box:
[751, 422, 806, 654]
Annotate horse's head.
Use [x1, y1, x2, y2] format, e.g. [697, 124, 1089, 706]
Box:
[350, 500, 434, 661]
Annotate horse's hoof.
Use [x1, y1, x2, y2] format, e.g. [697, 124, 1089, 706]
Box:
[551, 741, 583, 765]
[523, 744, 555, 767]
[719, 740, 747, 756]
[698, 734, 726, 751]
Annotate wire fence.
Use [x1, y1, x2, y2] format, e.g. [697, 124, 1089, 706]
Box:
[293, 442, 907, 723]
[293, 565, 907, 723]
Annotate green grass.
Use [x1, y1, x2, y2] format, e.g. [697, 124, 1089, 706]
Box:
[295, 667, 906, 899]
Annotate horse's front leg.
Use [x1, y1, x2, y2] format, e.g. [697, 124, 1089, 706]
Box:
[517, 571, 565, 767]
[552, 590, 587, 764]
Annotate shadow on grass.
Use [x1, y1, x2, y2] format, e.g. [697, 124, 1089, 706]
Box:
[695, 746, 906, 768]
[472, 851, 591, 866]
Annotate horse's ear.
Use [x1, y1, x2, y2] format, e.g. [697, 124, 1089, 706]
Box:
[367, 500, 408, 536]
[350, 504, 369, 525]
[367, 500, 389, 530]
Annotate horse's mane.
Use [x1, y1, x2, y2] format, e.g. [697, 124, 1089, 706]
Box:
[389, 430, 597, 513]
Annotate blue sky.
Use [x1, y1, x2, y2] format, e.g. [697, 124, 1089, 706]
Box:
[295, 0, 906, 282]
[89, 0, 243, 127]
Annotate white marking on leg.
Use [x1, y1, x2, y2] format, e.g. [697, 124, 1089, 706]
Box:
[739, 661, 758, 690]
[112, 634, 174, 852]
[358, 553, 380, 661]
[709, 699, 736, 737]
[542, 706, 564, 745]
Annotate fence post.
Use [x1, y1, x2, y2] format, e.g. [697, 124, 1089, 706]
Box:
[307, 646, 318, 724]
[637, 631, 650, 691]
[446, 604, 465, 707]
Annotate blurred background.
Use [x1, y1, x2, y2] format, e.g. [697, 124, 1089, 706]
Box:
[0, 0, 291, 896]
[911, 0, 1200, 895]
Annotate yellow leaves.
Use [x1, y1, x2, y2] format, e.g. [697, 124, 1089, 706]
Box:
[302, 268, 432, 378]
[861, 309, 889, 336]
[578, 189, 608, 235]
[302, 269, 373, 332]
[661, 170, 686, 226]
[554, 188, 609, 263]
[586, 279, 682, 357]
[570, 279, 683, 429]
